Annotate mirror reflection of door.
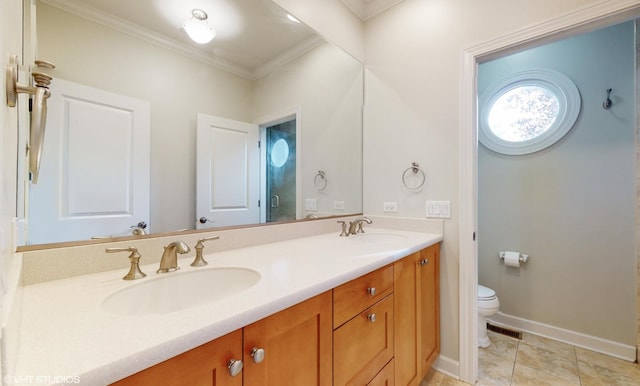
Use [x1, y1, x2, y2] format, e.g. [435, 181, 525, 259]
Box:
[266, 120, 296, 222]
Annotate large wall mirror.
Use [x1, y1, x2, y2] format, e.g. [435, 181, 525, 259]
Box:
[19, 0, 363, 247]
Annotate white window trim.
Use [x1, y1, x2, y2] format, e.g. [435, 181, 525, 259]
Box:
[478, 69, 581, 155]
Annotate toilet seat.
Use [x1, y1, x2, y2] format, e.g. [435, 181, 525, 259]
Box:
[478, 284, 496, 300]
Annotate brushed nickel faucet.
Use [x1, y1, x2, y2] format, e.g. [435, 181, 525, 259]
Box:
[105, 247, 146, 280]
[191, 236, 220, 267]
[157, 241, 190, 273]
[348, 216, 372, 235]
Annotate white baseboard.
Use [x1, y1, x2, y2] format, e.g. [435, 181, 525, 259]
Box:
[433, 354, 460, 379]
[489, 312, 637, 362]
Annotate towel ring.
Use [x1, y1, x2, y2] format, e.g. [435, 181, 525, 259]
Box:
[402, 162, 426, 190]
[314, 170, 327, 191]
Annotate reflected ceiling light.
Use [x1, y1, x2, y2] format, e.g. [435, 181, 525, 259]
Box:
[286, 14, 300, 23]
[183, 9, 216, 44]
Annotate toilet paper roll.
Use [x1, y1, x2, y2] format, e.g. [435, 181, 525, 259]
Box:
[504, 251, 520, 268]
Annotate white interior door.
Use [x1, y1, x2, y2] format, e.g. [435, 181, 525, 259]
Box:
[196, 113, 259, 228]
[28, 79, 150, 244]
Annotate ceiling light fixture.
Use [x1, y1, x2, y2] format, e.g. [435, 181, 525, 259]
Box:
[183, 9, 216, 44]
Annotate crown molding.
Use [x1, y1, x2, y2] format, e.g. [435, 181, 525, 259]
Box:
[340, 0, 405, 21]
[40, 0, 321, 80]
[254, 35, 325, 80]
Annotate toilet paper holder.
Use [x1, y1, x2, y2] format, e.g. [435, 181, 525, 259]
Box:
[498, 251, 529, 263]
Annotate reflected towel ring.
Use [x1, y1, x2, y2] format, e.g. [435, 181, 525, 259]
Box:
[314, 170, 327, 191]
[402, 162, 425, 190]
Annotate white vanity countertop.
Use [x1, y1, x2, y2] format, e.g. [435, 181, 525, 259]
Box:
[13, 228, 442, 385]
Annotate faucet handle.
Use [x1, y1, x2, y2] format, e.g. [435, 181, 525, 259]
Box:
[106, 247, 147, 280]
[191, 236, 220, 267]
[337, 221, 348, 237]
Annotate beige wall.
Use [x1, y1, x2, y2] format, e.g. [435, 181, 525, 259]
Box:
[1, 0, 24, 377]
[362, 0, 614, 362]
[1, 0, 23, 308]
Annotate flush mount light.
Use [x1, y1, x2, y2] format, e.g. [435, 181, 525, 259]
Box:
[286, 14, 300, 23]
[183, 9, 216, 44]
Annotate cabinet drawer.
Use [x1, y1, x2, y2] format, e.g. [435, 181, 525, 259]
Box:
[334, 294, 394, 386]
[333, 264, 393, 328]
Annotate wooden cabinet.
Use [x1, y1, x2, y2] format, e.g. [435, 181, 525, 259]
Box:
[419, 245, 440, 373]
[333, 264, 395, 386]
[393, 243, 440, 386]
[243, 291, 333, 386]
[111, 243, 440, 386]
[333, 264, 394, 328]
[111, 329, 243, 386]
[334, 294, 394, 385]
[111, 292, 331, 386]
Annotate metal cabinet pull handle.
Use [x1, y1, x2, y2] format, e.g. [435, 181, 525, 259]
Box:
[251, 347, 265, 363]
[368, 313, 376, 323]
[367, 287, 376, 296]
[227, 359, 243, 377]
[418, 258, 429, 266]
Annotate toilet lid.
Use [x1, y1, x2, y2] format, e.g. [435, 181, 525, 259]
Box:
[478, 285, 496, 300]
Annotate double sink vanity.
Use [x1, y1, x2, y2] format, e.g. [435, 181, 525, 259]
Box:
[11, 217, 443, 385]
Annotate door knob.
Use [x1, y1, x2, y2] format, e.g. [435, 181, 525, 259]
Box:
[367, 313, 376, 323]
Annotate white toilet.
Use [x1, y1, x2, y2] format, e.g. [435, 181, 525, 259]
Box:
[478, 284, 500, 348]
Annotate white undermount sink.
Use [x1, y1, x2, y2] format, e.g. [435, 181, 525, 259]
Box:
[101, 267, 261, 316]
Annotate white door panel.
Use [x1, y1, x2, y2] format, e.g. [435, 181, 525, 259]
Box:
[196, 113, 259, 228]
[28, 79, 150, 244]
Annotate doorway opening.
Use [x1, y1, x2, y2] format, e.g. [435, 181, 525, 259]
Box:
[459, 5, 640, 384]
[263, 118, 297, 223]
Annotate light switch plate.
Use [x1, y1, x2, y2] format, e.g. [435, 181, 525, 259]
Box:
[334, 201, 345, 210]
[426, 201, 451, 218]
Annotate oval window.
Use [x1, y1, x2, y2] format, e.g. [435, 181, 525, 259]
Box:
[479, 69, 581, 155]
[270, 138, 289, 167]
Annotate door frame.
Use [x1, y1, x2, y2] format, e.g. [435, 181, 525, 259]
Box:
[256, 106, 302, 223]
[458, 2, 640, 383]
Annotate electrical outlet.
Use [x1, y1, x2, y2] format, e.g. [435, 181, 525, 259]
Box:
[334, 201, 345, 210]
[304, 198, 317, 211]
[383, 202, 398, 213]
[426, 201, 451, 218]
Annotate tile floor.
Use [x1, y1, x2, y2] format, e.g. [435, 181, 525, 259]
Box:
[420, 331, 640, 386]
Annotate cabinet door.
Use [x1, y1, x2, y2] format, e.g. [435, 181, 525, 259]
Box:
[393, 243, 440, 386]
[243, 291, 332, 386]
[393, 251, 421, 386]
[420, 244, 440, 373]
[111, 329, 243, 386]
[334, 294, 394, 386]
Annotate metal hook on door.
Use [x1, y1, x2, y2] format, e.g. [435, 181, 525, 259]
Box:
[603, 88, 613, 110]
